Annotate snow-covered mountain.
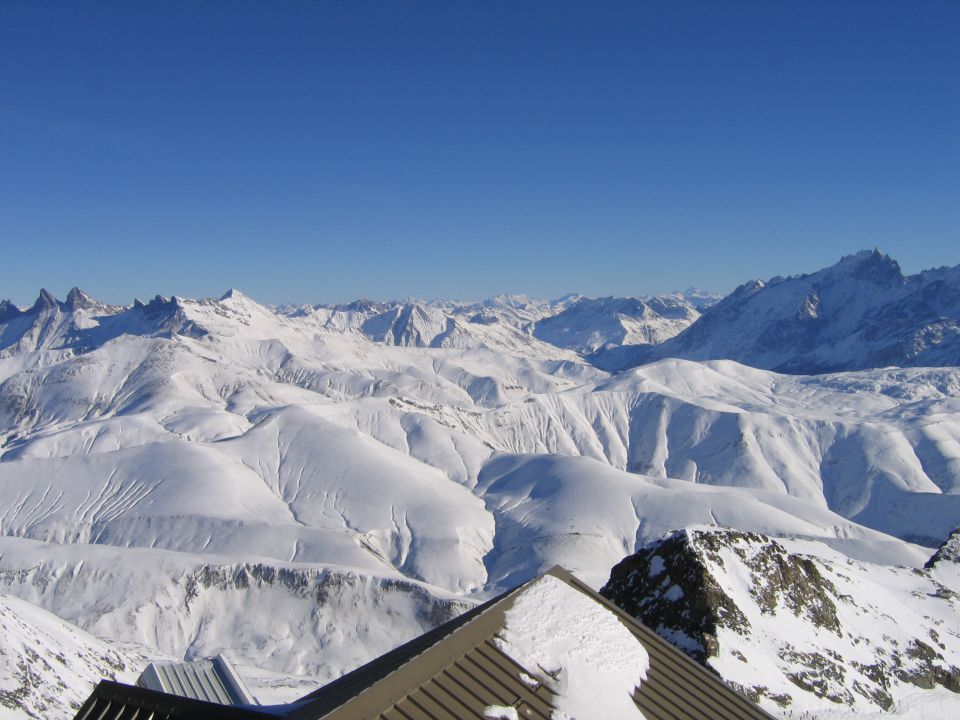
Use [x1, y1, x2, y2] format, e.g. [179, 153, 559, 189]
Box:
[0, 536, 467, 705]
[0, 592, 148, 720]
[279, 290, 711, 354]
[596, 250, 960, 373]
[0, 257, 958, 718]
[602, 527, 960, 719]
[533, 294, 704, 353]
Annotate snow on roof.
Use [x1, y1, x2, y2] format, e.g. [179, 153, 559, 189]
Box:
[495, 573, 650, 720]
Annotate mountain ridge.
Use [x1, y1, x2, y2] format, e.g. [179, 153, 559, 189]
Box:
[594, 250, 960, 374]
[1, 251, 959, 719]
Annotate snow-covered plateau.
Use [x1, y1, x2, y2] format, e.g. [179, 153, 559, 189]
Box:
[0, 250, 959, 719]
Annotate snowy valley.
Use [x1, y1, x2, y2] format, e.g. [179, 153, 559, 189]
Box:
[1, 250, 959, 719]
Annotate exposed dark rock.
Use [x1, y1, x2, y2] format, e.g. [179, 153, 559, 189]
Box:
[600, 528, 752, 663]
[29, 289, 59, 314]
[601, 526, 960, 713]
[0, 300, 23, 323]
[926, 527, 960, 568]
[64, 287, 97, 311]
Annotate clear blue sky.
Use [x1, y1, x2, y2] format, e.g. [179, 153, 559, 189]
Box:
[1, 1, 957, 306]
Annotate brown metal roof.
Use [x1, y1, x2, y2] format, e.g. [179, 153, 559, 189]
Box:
[73, 680, 274, 720]
[73, 567, 776, 720]
[290, 567, 776, 720]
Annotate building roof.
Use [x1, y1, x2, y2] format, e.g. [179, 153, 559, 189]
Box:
[74, 567, 776, 720]
[136, 654, 256, 706]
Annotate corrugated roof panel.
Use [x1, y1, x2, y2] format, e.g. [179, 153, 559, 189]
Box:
[427, 673, 486, 717]
[73, 680, 273, 720]
[134, 654, 255, 706]
[307, 568, 775, 720]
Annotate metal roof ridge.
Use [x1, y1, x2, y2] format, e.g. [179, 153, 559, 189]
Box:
[288, 580, 532, 720]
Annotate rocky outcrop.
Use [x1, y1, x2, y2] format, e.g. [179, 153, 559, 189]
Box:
[926, 527, 960, 568]
[600, 528, 752, 663]
[601, 527, 960, 715]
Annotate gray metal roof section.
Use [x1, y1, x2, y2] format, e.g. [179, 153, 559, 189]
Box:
[136, 653, 257, 706]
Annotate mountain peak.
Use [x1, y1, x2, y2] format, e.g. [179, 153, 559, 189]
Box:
[0, 299, 24, 322]
[65, 287, 97, 311]
[219, 288, 250, 302]
[30, 289, 59, 313]
[835, 249, 904, 287]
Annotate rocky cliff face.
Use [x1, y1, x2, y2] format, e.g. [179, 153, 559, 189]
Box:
[601, 527, 960, 716]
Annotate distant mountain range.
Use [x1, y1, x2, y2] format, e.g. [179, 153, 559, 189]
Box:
[4, 249, 957, 377]
[0, 285, 717, 359]
[1, 250, 959, 720]
[593, 250, 960, 373]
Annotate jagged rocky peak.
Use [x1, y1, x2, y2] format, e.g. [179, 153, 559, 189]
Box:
[926, 527, 960, 568]
[847, 248, 905, 287]
[0, 298, 24, 322]
[31, 287, 60, 313]
[782, 249, 903, 288]
[600, 528, 840, 663]
[605, 249, 960, 374]
[600, 527, 960, 714]
[64, 286, 97, 311]
[730, 278, 766, 297]
[133, 294, 180, 318]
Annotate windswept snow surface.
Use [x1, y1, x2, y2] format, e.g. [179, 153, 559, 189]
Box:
[483, 706, 519, 720]
[495, 574, 649, 720]
[0, 274, 958, 717]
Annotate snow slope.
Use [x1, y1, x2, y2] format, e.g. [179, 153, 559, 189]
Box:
[533, 295, 704, 353]
[0, 535, 471, 716]
[0, 593, 146, 720]
[601, 527, 960, 718]
[0, 267, 958, 717]
[597, 250, 960, 373]
[1, 286, 958, 582]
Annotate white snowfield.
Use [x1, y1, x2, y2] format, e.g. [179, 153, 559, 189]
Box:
[712, 531, 960, 718]
[0, 261, 957, 719]
[496, 574, 649, 720]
